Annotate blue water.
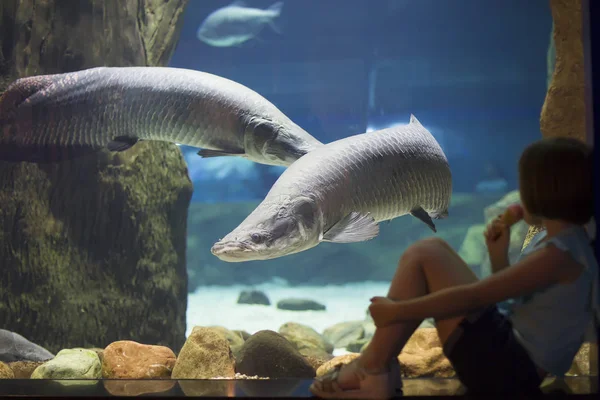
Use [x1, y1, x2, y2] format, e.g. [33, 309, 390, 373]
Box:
[170, 0, 552, 203]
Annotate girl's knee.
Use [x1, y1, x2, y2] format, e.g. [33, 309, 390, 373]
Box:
[411, 237, 449, 252]
[400, 237, 453, 263]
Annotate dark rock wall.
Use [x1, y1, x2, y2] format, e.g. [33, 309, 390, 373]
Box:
[0, 0, 192, 353]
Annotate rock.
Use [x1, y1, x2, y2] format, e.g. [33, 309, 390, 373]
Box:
[347, 338, 371, 353]
[235, 330, 315, 378]
[482, 190, 520, 222]
[566, 342, 597, 376]
[0, 362, 14, 379]
[7, 361, 44, 379]
[303, 352, 334, 371]
[459, 191, 530, 278]
[276, 298, 326, 311]
[88, 348, 104, 364]
[323, 321, 365, 349]
[104, 380, 176, 397]
[362, 320, 377, 339]
[300, 348, 334, 361]
[102, 340, 176, 379]
[398, 328, 455, 378]
[318, 329, 455, 379]
[0, 0, 191, 354]
[234, 330, 252, 341]
[316, 353, 360, 377]
[30, 348, 102, 379]
[356, 318, 435, 353]
[278, 322, 334, 355]
[237, 290, 270, 305]
[458, 225, 486, 270]
[208, 326, 246, 360]
[171, 327, 235, 379]
[0, 329, 54, 362]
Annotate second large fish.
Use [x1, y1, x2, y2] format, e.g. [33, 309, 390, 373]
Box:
[211, 115, 453, 262]
[0, 66, 322, 165]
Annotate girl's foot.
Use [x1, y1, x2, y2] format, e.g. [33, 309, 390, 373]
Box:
[310, 357, 402, 399]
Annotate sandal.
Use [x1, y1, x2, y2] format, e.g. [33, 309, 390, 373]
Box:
[309, 357, 403, 399]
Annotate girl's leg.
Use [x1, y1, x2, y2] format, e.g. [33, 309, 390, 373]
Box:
[331, 237, 479, 390]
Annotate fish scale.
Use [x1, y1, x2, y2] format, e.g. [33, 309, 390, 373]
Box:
[0, 66, 321, 165]
[212, 114, 452, 262]
[262, 115, 451, 230]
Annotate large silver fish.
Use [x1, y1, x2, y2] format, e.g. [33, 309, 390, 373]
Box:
[0, 66, 321, 165]
[197, 1, 284, 47]
[211, 115, 453, 262]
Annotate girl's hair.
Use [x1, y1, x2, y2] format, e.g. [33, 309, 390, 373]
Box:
[518, 137, 593, 225]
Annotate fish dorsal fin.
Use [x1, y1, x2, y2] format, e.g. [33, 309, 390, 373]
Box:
[321, 212, 380, 243]
[409, 114, 422, 125]
[230, 0, 246, 6]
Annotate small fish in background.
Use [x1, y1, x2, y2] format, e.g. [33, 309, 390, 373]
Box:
[197, 1, 284, 48]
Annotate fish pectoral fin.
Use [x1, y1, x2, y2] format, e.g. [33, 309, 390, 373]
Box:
[107, 136, 139, 152]
[321, 212, 380, 243]
[410, 206, 437, 233]
[430, 209, 448, 220]
[268, 19, 283, 35]
[197, 149, 245, 158]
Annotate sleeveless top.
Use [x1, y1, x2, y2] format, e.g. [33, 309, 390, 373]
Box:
[508, 225, 599, 376]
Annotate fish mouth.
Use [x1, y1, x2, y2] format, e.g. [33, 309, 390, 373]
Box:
[210, 241, 257, 262]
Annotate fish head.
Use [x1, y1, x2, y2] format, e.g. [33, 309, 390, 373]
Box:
[211, 196, 322, 262]
[244, 117, 322, 167]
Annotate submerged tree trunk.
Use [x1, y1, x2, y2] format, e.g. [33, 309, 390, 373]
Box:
[0, 0, 192, 353]
[539, 0, 586, 142]
[524, 0, 586, 251]
[524, 0, 596, 379]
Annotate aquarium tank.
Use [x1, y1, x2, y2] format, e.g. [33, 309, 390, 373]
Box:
[0, 0, 596, 396]
[178, 0, 550, 337]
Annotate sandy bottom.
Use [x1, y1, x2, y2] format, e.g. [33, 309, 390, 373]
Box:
[186, 281, 391, 356]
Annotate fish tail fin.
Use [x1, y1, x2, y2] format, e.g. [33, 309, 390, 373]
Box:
[267, 1, 284, 16]
[267, 2, 284, 34]
[1, 75, 55, 113]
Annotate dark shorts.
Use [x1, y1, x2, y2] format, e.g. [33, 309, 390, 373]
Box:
[442, 306, 545, 395]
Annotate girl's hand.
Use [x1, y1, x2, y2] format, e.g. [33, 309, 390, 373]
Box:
[484, 216, 510, 261]
[368, 296, 400, 327]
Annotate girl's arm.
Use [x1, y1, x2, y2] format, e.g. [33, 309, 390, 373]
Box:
[490, 254, 510, 274]
[370, 245, 579, 324]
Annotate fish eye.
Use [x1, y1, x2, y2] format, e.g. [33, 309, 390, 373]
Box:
[250, 233, 265, 244]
